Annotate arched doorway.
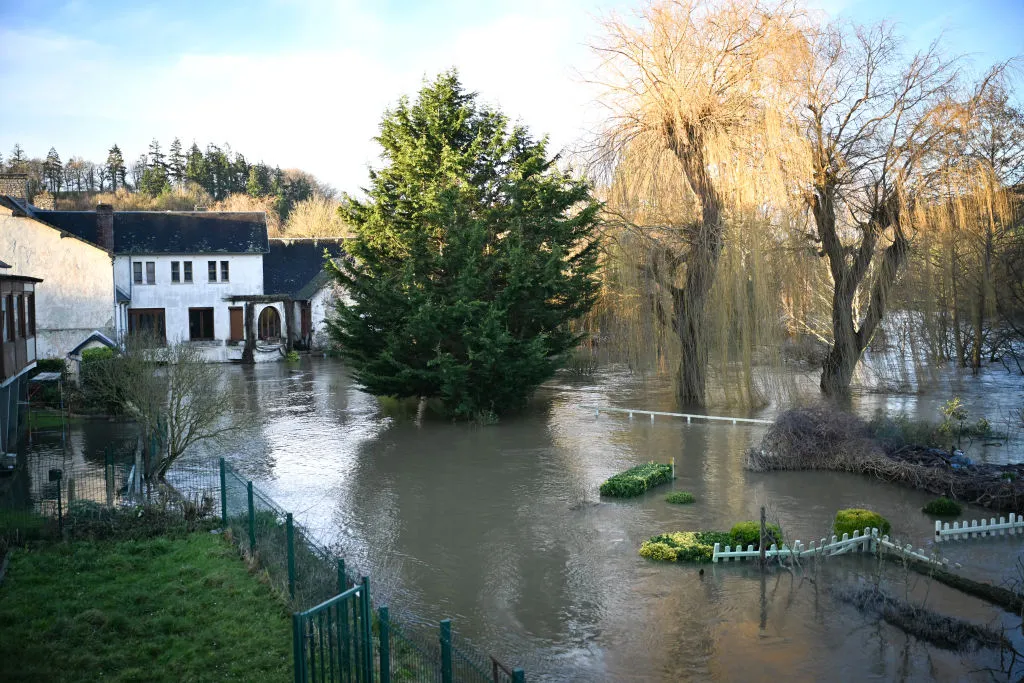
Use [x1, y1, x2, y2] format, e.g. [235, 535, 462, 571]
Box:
[258, 306, 281, 341]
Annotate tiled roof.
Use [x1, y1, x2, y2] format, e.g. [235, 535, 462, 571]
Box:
[263, 238, 347, 299]
[30, 210, 269, 255]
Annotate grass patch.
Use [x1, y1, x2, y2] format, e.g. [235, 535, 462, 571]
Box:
[639, 531, 732, 563]
[834, 508, 891, 538]
[599, 462, 673, 498]
[665, 491, 695, 505]
[0, 532, 291, 682]
[922, 497, 963, 517]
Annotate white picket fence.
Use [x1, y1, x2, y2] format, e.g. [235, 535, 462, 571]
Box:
[934, 513, 1024, 542]
[712, 527, 951, 568]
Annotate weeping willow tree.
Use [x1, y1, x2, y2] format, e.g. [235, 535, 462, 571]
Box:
[589, 0, 810, 408]
[882, 66, 1023, 378]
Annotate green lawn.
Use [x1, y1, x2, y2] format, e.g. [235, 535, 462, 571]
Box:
[0, 532, 292, 682]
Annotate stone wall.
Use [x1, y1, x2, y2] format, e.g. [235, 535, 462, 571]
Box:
[0, 173, 28, 200]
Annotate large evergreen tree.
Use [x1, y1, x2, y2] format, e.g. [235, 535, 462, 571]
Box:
[328, 71, 601, 419]
[44, 147, 63, 194]
[168, 137, 186, 187]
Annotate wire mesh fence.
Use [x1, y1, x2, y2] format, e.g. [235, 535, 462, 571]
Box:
[219, 460, 526, 682]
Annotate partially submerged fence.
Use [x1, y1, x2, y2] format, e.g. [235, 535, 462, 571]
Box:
[588, 405, 773, 425]
[712, 527, 951, 568]
[934, 513, 1024, 542]
[218, 459, 525, 682]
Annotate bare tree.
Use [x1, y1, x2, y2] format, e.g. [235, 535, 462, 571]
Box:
[283, 194, 352, 237]
[591, 0, 808, 406]
[800, 23, 960, 395]
[85, 337, 245, 479]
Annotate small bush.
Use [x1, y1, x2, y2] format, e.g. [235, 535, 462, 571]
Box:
[285, 350, 300, 363]
[665, 491, 695, 505]
[922, 497, 962, 516]
[81, 347, 115, 363]
[34, 358, 67, 374]
[834, 508, 891, 538]
[639, 530, 730, 563]
[600, 462, 672, 498]
[728, 521, 782, 548]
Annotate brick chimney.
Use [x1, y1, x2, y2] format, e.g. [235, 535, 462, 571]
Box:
[0, 173, 28, 201]
[96, 204, 114, 251]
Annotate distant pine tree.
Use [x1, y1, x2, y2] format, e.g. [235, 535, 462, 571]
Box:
[168, 137, 186, 187]
[327, 71, 601, 419]
[106, 145, 126, 192]
[44, 147, 63, 195]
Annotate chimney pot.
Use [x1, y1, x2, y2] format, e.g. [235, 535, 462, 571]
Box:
[96, 204, 114, 251]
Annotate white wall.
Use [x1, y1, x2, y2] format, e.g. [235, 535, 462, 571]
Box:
[0, 211, 115, 358]
[309, 282, 345, 350]
[115, 253, 264, 344]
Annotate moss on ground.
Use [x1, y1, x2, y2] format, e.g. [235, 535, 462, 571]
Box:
[0, 532, 291, 682]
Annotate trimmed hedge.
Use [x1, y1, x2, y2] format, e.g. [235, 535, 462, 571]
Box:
[922, 497, 962, 516]
[639, 531, 731, 563]
[599, 462, 672, 498]
[834, 508, 891, 538]
[728, 521, 782, 548]
[665, 491, 695, 505]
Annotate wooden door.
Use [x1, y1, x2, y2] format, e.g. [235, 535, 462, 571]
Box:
[229, 307, 244, 342]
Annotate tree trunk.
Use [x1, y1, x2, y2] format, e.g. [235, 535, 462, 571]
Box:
[950, 242, 966, 366]
[667, 126, 724, 408]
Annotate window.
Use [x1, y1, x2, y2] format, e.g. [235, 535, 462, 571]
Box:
[128, 308, 166, 341]
[1, 295, 8, 341]
[16, 295, 26, 338]
[133, 262, 143, 284]
[26, 293, 35, 336]
[183, 261, 193, 283]
[146, 261, 155, 284]
[208, 261, 217, 282]
[189, 308, 215, 340]
[220, 260, 229, 282]
[171, 261, 180, 283]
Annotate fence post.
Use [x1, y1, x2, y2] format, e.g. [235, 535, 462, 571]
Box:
[440, 619, 452, 683]
[361, 576, 373, 679]
[292, 612, 304, 683]
[219, 457, 227, 525]
[105, 447, 114, 507]
[379, 606, 391, 683]
[513, 669, 526, 683]
[337, 559, 346, 593]
[286, 513, 296, 600]
[247, 481, 256, 553]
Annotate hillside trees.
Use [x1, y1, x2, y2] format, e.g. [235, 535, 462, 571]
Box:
[328, 71, 601, 418]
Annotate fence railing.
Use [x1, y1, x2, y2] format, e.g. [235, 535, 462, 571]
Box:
[217, 459, 526, 683]
[934, 513, 1024, 542]
[713, 527, 950, 568]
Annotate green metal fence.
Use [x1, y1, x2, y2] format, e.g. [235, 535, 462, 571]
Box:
[294, 577, 374, 683]
[218, 458, 527, 683]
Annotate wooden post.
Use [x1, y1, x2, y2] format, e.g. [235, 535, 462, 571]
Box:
[759, 506, 767, 568]
[242, 302, 256, 365]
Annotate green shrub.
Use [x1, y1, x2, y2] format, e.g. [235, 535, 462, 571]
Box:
[34, 358, 67, 374]
[922, 497, 962, 516]
[834, 508, 891, 538]
[728, 521, 782, 548]
[599, 462, 672, 498]
[665, 491, 695, 505]
[285, 350, 300, 362]
[81, 347, 115, 363]
[639, 531, 730, 563]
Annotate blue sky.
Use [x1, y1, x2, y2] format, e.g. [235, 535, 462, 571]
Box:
[1, 0, 1021, 193]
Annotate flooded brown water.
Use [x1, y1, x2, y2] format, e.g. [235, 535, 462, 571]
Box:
[54, 360, 1024, 680]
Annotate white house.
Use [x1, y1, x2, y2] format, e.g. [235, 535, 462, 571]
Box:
[0, 179, 116, 360]
[1, 177, 346, 364]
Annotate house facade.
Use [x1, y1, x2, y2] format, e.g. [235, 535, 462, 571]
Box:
[1, 177, 345, 364]
[0, 179, 116, 360]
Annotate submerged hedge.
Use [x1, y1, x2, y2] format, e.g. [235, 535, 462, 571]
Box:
[834, 508, 891, 538]
[639, 531, 731, 562]
[599, 463, 673, 498]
